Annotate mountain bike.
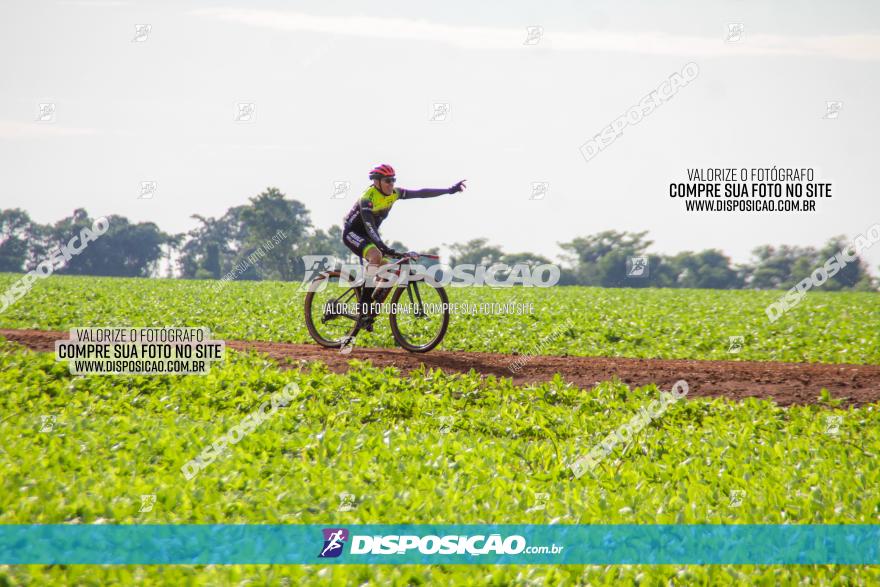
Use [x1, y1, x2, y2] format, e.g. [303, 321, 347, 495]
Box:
[304, 253, 450, 353]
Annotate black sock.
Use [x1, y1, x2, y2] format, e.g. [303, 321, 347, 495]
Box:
[361, 286, 374, 314]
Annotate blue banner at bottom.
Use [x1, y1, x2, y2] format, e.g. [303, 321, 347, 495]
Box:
[1, 525, 878, 565]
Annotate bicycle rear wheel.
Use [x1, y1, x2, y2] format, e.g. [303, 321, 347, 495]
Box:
[304, 271, 362, 348]
[388, 278, 450, 352]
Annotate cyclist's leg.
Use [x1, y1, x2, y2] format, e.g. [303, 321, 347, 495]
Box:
[342, 228, 368, 259]
[361, 244, 386, 312]
[342, 228, 384, 314]
[363, 245, 402, 304]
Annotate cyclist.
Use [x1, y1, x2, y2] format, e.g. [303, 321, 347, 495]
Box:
[342, 163, 466, 328]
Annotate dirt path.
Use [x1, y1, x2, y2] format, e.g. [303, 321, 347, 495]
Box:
[3, 328, 879, 406]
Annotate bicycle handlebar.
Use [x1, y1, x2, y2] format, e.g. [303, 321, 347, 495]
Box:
[388, 252, 440, 263]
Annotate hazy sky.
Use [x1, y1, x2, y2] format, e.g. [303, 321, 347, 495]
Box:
[2, 1, 879, 269]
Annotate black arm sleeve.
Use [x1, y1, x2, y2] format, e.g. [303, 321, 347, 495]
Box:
[399, 187, 451, 200]
[358, 200, 395, 255]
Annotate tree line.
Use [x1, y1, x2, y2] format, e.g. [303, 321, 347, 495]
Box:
[1, 187, 876, 291]
[449, 231, 876, 290]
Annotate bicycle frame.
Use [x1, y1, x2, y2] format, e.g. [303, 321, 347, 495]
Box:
[365, 253, 441, 300]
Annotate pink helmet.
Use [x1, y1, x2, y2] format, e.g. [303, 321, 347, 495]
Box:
[368, 163, 395, 180]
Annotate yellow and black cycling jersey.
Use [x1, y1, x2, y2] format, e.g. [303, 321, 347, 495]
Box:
[342, 185, 451, 256]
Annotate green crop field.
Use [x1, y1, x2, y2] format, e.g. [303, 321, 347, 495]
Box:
[3, 274, 879, 584]
[2, 273, 879, 363]
[1, 340, 879, 584]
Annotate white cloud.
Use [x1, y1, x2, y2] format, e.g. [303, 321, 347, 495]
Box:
[57, 0, 132, 6]
[191, 8, 880, 61]
[196, 143, 285, 151]
[0, 121, 98, 139]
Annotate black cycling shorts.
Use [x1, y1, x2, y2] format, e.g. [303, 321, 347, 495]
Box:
[342, 227, 379, 259]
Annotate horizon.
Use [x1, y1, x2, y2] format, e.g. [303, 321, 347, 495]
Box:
[6, 194, 879, 274]
[2, 1, 879, 272]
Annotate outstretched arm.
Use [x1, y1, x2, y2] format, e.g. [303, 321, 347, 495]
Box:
[400, 180, 467, 200]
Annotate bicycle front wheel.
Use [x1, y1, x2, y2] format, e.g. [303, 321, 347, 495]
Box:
[388, 278, 450, 353]
[303, 271, 362, 348]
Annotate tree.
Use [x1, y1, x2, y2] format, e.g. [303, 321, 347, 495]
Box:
[301, 225, 349, 258]
[744, 245, 818, 289]
[559, 230, 655, 287]
[447, 238, 504, 267]
[0, 209, 37, 272]
[47, 209, 170, 277]
[500, 252, 553, 269]
[178, 187, 314, 281]
[290, 225, 353, 278]
[816, 236, 873, 291]
[665, 249, 742, 289]
[239, 187, 311, 281]
[178, 207, 247, 279]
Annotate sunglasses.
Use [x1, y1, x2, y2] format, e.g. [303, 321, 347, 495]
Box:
[380, 177, 396, 184]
